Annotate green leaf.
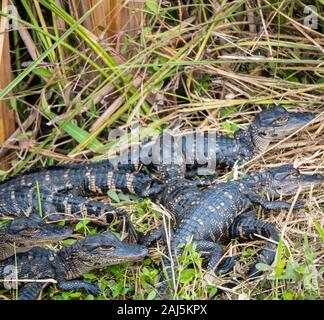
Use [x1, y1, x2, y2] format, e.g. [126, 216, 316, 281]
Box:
[255, 263, 272, 272]
[107, 190, 121, 203]
[143, 258, 152, 266]
[287, 75, 300, 83]
[208, 286, 218, 298]
[75, 219, 90, 231]
[32, 67, 53, 78]
[180, 269, 195, 283]
[221, 120, 239, 133]
[61, 239, 77, 245]
[177, 242, 186, 249]
[275, 237, 286, 277]
[314, 220, 324, 241]
[146, 0, 159, 14]
[0, 170, 8, 177]
[283, 291, 294, 300]
[83, 273, 97, 280]
[147, 291, 156, 300]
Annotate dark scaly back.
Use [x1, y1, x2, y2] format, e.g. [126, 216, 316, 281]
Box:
[81, 168, 161, 197]
[0, 158, 136, 192]
[0, 186, 128, 226]
[151, 132, 202, 220]
[0, 247, 56, 281]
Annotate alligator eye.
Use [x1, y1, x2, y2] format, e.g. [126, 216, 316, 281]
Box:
[22, 228, 40, 234]
[99, 245, 115, 252]
[290, 171, 300, 178]
[272, 116, 289, 125]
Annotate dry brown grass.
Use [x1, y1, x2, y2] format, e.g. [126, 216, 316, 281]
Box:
[0, 0, 323, 300]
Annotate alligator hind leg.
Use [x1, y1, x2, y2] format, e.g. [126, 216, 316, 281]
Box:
[58, 280, 100, 295]
[229, 218, 279, 277]
[18, 282, 48, 300]
[194, 240, 236, 275]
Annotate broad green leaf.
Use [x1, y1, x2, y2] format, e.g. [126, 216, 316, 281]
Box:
[61, 239, 77, 245]
[314, 220, 324, 241]
[107, 190, 121, 203]
[147, 291, 156, 300]
[146, 0, 159, 14]
[75, 219, 91, 231]
[180, 269, 195, 283]
[32, 67, 53, 78]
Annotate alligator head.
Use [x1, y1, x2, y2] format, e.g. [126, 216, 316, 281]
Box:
[249, 106, 314, 152]
[0, 217, 72, 261]
[60, 231, 148, 279]
[246, 165, 324, 198]
[265, 165, 323, 197]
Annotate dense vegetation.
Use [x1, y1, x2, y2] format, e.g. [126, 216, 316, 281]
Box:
[0, 0, 323, 300]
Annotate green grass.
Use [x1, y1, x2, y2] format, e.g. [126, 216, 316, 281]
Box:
[0, 0, 323, 300]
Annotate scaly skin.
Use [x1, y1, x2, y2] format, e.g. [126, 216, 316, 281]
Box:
[116, 106, 314, 175]
[0, 217, 72, 261]
[157, 165, 324, 294]
[0, 232, 148, 300]
[0, 166, 161, 198]
[0, 169, 162, 241]
[1, 106, 312, 190]
[0, 186, 131, 225]
[0, 186, 143, 242]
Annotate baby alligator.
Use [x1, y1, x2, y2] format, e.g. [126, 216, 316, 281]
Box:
[0, 217, 72, 261]
[115, 106, 314, 175]
[0, 231, 148, 300]
[2, 106, 312, 186]
[156, 165, 323, 294]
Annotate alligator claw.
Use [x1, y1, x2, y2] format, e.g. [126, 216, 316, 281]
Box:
[84, 282, 101, 295]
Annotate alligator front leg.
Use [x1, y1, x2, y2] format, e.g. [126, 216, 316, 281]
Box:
[140, 227, 164, 246]
[259, 199, 303, 211]
[229, 218, 279, 277]
[58, 280, 100, 295]
[249, 196, 303, 211]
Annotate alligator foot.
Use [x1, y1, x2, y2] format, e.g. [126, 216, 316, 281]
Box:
[18, 282, 48, 300]
[229, 217, 279, 278]
[214, 256, 239, 276]
[139, 227, 164, 246]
